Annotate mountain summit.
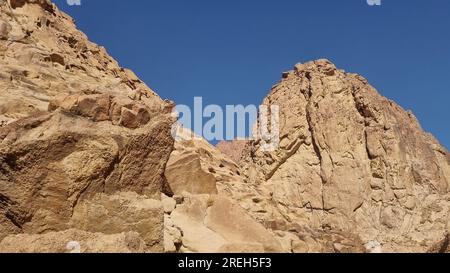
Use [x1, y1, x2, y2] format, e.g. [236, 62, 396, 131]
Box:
[219, 59, 450, 252]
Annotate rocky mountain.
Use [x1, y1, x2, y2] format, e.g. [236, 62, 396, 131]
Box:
[164, 59, 450, 252]
[0, 0, 174, 252]
[0, 0, 448, 253]
[166, 60, 450, 253]
[217, 60, 450, 253]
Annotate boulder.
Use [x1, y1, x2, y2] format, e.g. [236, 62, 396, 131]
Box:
[165, 128, 243, 195]
[167, 194, 283, 253]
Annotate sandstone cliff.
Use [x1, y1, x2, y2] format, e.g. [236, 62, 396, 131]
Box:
[0, 0, 174, 252]
[166, 61, 450, 253]
[217, 60, 450, 253]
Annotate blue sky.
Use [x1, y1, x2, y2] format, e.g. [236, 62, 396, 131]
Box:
[54, 0, 449, 148]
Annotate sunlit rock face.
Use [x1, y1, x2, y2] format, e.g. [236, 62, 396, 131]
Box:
[165, 58, 449, 252]
[226, 59, 450, 253]
[0, 0, 175, 252]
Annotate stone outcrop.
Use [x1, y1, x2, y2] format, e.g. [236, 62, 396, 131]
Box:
[166, 128, 369, 253]
[165, 60, 449, 253]
[233, 59, 450, 253]
[164, 193, 283, 253]
[70, 192, 163, 251]
[0, 0, 174, 252]
[165, 128, 242, 196]
[216, 140, 249, 163]
[164, 129, 283, 252]
[0, 229, 147, 253]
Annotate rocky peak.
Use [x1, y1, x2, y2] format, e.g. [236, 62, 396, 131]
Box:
[163, 59, 449, 253]
[8, 0, 55, 13]
[236, 59, 450, 252]
[0, 0, 175, 252]
[0, 0, 170, 125]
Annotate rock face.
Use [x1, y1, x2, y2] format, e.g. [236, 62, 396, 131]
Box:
[165, 128, 242, 196]
[164, 128, 283, 252]
[0, 0, 174, 252]
[233, 59, 450, 253]
[0, 229, 147, 253]
[70, 192, 163, 250]
[166, 60, 449, 253]
[166, 129, 368, 253]
[216, 140, 249, 163]
[165, 193, 282, 253]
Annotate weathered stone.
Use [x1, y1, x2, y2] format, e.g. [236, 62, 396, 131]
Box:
[0, 19, 11, 40]
[167, 195, 283, 253]
[162, 193, 177, 214]
[167, 60, 450, 253]
[0, 0, 174, 252]
[0, 229, 146, 253]
[216, 140, 249, 163]
[70, 192, 164, 252]
[236, 59, 450, 253]
[165, 128, 242, 195]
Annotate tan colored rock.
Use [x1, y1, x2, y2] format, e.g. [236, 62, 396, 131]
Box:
[70, 192, 163, 252]
[165, 128, 242, 195]
[0, 19, 11, 39]
[427, 233, 449, 253]
[164, 214, 182, 253]
[165, 60, 449, 253]
[48, 92, 154, 129]
[167, 194, 283, 253]
[0, 229, 146, 253]
[0, 107, 173, 241]
[237, 59, 450, 253]
[168, 194, 228, 253]
[0, 0, 175, 251]
[162, 193, 177, 214]
[205, 195, 283, 252]
[0, 0, 168, 126]
[216, 140, 249, 163]
[218, 243, 265, 253]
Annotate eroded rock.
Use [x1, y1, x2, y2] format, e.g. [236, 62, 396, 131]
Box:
[0, 229, 146, 253]
[0, 0, 174, 252]
[166, 194, 283, 253]
[236, 59, 450, 253]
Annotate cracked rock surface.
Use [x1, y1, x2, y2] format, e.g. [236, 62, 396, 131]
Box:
[221, 59, 450, 253]
[0, 0, 174, 252]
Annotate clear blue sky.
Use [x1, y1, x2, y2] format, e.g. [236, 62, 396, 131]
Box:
[54, 0, 449, 148]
